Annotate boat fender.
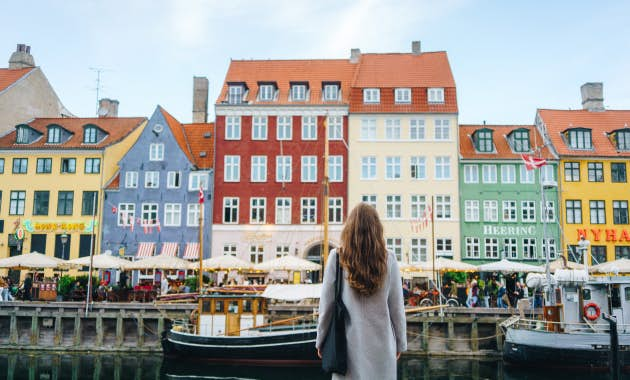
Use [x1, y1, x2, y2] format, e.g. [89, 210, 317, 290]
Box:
[584, 302, 601, 321]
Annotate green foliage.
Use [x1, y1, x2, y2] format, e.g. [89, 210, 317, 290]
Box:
[57, 276, 74, 296]
[76, 275, 90, 288]
[443, 271, 467, 284]
[185, 275, 210, 292]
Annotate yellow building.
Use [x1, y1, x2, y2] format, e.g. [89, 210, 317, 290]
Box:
[537, 83, 630, 265]
[0, 115, 146, 276]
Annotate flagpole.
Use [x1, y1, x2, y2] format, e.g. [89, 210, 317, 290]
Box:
[198, 186, 204, 297]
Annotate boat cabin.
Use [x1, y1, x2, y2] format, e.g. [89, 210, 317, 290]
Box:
[198, 294, 267, 337]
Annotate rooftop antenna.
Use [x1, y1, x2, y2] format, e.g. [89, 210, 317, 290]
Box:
[89, 67, 107, 116]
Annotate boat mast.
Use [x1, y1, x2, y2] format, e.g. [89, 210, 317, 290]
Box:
[321, 115, 329, 282]
[540, 158, 553, 305]
[198, 185, 204, 314]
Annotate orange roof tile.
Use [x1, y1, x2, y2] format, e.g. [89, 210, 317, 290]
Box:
[538, 109, 630, 157]
[0, 117, 146, 149]
[353, 52, 455, 87]
[459, 124, 555, 160]
[0, 67, 34, 92]
[183, 122, 214, 169]
[158, 107, 196, 164]
[105, 172, 120, 190]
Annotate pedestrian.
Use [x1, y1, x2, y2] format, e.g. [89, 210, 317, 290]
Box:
[316, 203, 407, 379]
[23, 274, 33, 301]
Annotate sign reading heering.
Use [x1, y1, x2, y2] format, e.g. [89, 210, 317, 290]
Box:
[483, 225, 536, 236]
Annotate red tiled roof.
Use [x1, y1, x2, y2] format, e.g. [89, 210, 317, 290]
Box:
[183, 122, 214, 169]
[0, 67, 34, 92]
[158, 107, 196, 164]
[537, 109, 630, 157]
[459, 124, 555, 160]
[105, 172, 120, 190]
[353, 52, 455, 87]
[0, 117, 146, 149]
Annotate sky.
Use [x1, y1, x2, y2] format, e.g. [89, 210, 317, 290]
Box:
[3, 1, 630, 124]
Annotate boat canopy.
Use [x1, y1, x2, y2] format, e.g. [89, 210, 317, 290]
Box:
[261, 284, 322, 301]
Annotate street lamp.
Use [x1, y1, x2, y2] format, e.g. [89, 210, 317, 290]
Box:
[60, 233, 68, 261]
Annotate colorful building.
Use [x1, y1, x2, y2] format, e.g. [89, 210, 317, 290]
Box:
[536, 83, 630, 265]
[458, 124, 559, 264]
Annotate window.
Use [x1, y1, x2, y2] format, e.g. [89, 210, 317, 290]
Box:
[410, 238, 427, 262]
[362, 194, 377, 209]
[385, 119, 401, 140]
[323, 84, 339, 101]
[386, 238, 403, 261]
[36, 158, 52, 173]
[520, 165, 534, 183]
[410, 119, 425, 140]
[291, 84, 307, 101]
[565, 200, 582, 224]
[616, 246, 630, 260]
[167, 171, 181, 188]
[301, 116, 316, 140]
[613, 200, 629, 224]
[277, 116, 292, 140]
[363, 88, 380, 103]
[251, 156, 267, 182]
[564, 162, 580, 182]
[483, 200, 498, 222]
[276, 245, 290, 258]
[464, 200, 480, 222]
[542, 201, 556, 222]
[463, 165, 479, 183]
[436, 238, 453, 256]
[223, 198, 239, 224]
[9, 191, 26, 215]
[47, 127, 61, 143]
[591, 246, 607, 265]
[301, 198, 316, 224]
[301, 156, 317, 182]
[501, 165, 516, 184]
[145, 171, 159, 188]
[57, 191, 74, 215]
[16, 127, 29, 144]
[435, 195, 452, 220]
[125, 172, 138, 188]
[359, 119, 377, 140]
[482, 165, 497, 183]
[329, 156, 343, 182]
[587, 162, 604, 182]
[33, 191, 49, 215]
[385, 156, 401, 179]
[590, 200, 606, 224]
[512, 130, 530, 152]
[502, 200, 517, 222]
[328, 116, 343, 140]
[275, 198, 291, 224]
[568, 129, 592, 149]
[612, 163, 627, 183]
[141, 203, 158, 225]
[250, 198, 266, 224]
[465, 237, 480, 258]
[85, 158, 100, 174]
[386, 195, 402, 219]
[428, 88, 444, 103]
[503, 238, 518, 259]
[395, 88, 411, 103]
[250, 245, 264, 264]
[118, 203, 135, 226]
[617, 130, 630, 150]
[252, 116, 268, 140]
[149, 143, 164, 161]
[361, 156, 376, 180]
[434, 119, 450, 140]
[476, 131, 493, 152]
[485, 238, 499, 259]
[189, 172, 209, 191]
[410, 156, 426, 180]
[542, 165, 555, 183]
[276, 156, 292, 182]
[225, 116, 241, 140]
[61, 158, 76, 174]
[523, 238, 536, 259]
[187, 204, 200, 226]
[543, 238, 557, 260]
[228, 85, 244, 104]
[224, 156, 240, 182]
[164, 204, 182, 226]
[0, 158, 3, 173]
[329, 198, 343, 223]
[410, 195, 427, 219]
[81, 191, 98, 216]
[223, 244, 237, 257]
[435, 156, 451, 179]
[12, 158, 28, 174]
[521, 200, 535, 222]
[84, 126, 98, 144]
[258, 84, 275, 101]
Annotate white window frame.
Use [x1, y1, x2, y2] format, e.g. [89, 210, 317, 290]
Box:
[410, 238, 427, 263]
[187, 204, 200, 227]
[125, 171, 138, 188]
[250, 245, 264, 264]
[361, 194, 377, 209]
[250, 156, 267, 182]
[149, 143, 164, 161]
[385, 156, 401, 180]
[385, 119, 401, 140]
[225, 116, 241, 140]
[523, 238, 536, 260]
[276, 156, 292, 183]
[301, 197, 317, 224]
[276, 245, 290, 258]
[395, 88, 411, 103]
[329, 197, 343, 224]
[501, 165, 516, 184]
[410, 119, 425, 140]
[464, 165, 479, 184]
[361, 156, 377, 180]
[323, 84, 339, 101]
[504, 238, 518, 259]
[521, 200, 536, 222]
[301, 156, 317, 182]
[428, 87, 445, 103]
[410, 156, 426, 180]
[141, 203, 158, 225]
[520, 165, 535, 184]
[465, 237, 480, 259]
[464, 200, 480, 222]
[228, 85, 243, 104]
[166, 171, 181, 189]
[436, 238, 453, 257]
[363, 88, 380, 103]
[434, 119, 450, 140]
[223, 244, 237, 257]
[250, 197, 266, 224]
[144, 171, 159, 188]
[259, 84, 275, 101]
[275, 198, 291, 224]
[502, 200, 517, 222]
[542, 201, 556, 223]
[189, 172, 209, 191]
[485, 238, 499, 259]
[117, 203, 135, 226]
[360, 119, 376, 140]
[164, 203, 182, 227]
[410, 195, 427, 219]
[252, 116, 268, 140]
[435, 156, 451, 180]
[386, 238, 403, 261]
[224, 156, 240, 182]
[543, 238, 557, 260]
[223, 197, 239, 224]
[385, 195, 402, 219]
[482, 164, 497, 183]
[301, 116, 316, 140]
[329, 155, 343, 182]
[277, 116, 292, 140]
[328, 116, 343, 140]
[435, 195, 452, 220]
[483, 200, 499, 222]
[291, 84, 306, 101]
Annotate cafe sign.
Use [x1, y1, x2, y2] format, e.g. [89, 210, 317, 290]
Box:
[482, 225, 537, 236]
[576, 228, 630, 243]
[22, 219, 98, 233]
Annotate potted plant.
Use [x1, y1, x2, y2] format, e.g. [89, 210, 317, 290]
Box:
[57, 275, 74, 301]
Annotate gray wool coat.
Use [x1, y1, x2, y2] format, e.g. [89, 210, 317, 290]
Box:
[316, 249, 407, 380]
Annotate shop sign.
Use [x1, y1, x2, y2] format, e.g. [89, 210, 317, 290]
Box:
[244, 231, 272, 242]
[482, 225, 537, 236]
[577, 228, 630, 243]
[22, 219, 98, 233]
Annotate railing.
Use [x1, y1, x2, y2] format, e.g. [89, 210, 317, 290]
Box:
[502, 316, 630, 333]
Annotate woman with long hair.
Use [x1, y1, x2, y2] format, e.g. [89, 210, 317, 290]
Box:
[316, 203, 407, 379]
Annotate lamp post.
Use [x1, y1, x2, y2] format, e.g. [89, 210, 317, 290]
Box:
[60, 233, 68, 261]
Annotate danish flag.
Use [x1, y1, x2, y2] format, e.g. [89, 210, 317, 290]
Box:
[521, 154, 547, 171]
[199, 186, 204, 204]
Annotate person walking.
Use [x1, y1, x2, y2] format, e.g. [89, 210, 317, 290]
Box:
[316, 203, 407, 379]
[23, 274, 33, 301]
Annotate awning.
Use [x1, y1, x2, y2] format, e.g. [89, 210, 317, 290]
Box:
[136, 242, 155, 258]
[183, 242, 200, 259]
[160, 242, 179, 257]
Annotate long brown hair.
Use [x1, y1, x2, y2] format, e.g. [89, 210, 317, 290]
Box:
[339, 203, 388, 296]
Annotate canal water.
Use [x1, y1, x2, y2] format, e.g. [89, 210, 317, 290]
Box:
[0, 351, 619, 380]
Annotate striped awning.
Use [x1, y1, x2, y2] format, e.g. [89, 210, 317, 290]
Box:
[136, 242, 155, 258]
[160, 242, 179, 257]
[183, 242, 200, 259]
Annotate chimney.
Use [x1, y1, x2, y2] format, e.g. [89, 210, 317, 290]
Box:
[8, 44, 35, 69]
[192, 76, 209, 123]
[412, 40, 421, 55]
[580, 82, 604, 112]
[97, 98, 119, 118]
[350, 48, 361, 64]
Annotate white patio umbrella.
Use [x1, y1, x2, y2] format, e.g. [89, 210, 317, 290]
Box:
[477, 258, 544, 273]
[416, 257, 478, 272]
[66, 253, 130, 270]
[547, 257, 585, 271]
[254, 255, 320, 272]
[0, 251, 67, 269]
[397, 261, 415, 272]
[197, 255, 254, 271]
[590, 258, 630, 274]
[124, 254, 194, 270]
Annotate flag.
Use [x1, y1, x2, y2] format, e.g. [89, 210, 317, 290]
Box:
[410, 205, 433, 233]
[198, 186, 204, 204]
[521, 154, 547, 171]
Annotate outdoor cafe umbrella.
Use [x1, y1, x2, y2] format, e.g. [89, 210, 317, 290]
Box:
[547, 257, 585, 271]
[197, 255, 254, 271]
[66, 253, 130, 270]
[254, 255, 320, 272]
[124, 254, 193, 270]
[477, 258, 544, 274]
[0, 251, 67, 269]
[416, 257, 478, 272]
[590, 258, 630, 274]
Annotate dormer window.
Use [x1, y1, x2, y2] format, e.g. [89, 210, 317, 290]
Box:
[291, 84, 307, 101]
[395, 88, 411, 103]
[615, 129, 630, 151]
[258, 84, 276, 101]
[323, 83, 339, 101]
[47, 126, 61, 144]
[475, 130, 493, 153]
[84, 126, 98, 144]
[16, 126, 29, 144]
[428, 88, 444, 103]
[363, 88, 380, 104]
[511, 129, 530, 152]
[228, 85, 244, 104]
[567, 128, 592, 150]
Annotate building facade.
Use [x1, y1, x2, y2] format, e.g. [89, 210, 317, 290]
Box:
[458, 124, 560, 264]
